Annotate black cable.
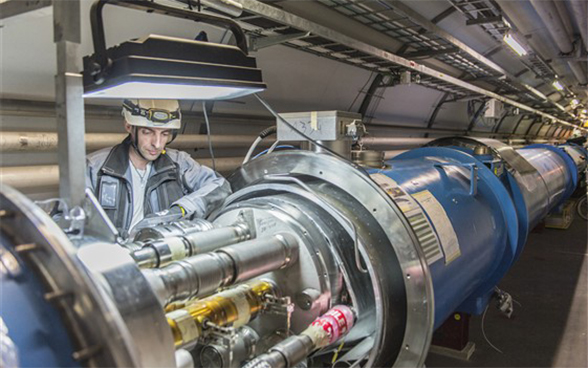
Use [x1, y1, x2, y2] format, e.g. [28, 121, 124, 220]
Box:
[258, 126, 277, 139]
[347, 72, 375, 112]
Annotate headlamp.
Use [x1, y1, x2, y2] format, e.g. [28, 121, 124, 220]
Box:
[123, 100, 180, 125]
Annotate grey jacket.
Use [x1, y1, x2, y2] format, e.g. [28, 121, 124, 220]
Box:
[86, 136, 231, 235]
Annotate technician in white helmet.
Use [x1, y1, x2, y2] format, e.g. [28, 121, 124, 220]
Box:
[86, 99, 231, 237]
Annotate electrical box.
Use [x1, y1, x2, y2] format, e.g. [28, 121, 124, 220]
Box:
[276, 111, 362, 142]
[484, 99, 504, 119]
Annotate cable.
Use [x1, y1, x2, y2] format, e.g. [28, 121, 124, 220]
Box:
[202, 101, 216, 171]
[267, 140, 281, 154]
[243, 126, 277, 164]
[347, 72, 375, 111]
[252, 145, 295, 160]
[481, 305, 503, 354]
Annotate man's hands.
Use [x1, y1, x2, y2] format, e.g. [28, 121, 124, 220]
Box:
[128, 205, 185, 238]
[152, 205, 184, 218]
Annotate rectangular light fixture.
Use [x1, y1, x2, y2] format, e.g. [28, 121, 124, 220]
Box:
[83, 35, 266, 100]
[552, 80, 565, 91]
[503, 33, 527, 56]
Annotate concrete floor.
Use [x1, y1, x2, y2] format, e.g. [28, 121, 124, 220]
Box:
[426, 215, 588, 368]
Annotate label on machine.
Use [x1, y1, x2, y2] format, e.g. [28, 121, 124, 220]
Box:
[412, 190, 461, 264]
[371, 174, 443, 265]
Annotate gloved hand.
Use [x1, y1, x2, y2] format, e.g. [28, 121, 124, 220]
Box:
[128, 206, 185, 238]
[151, 205, 184, 218]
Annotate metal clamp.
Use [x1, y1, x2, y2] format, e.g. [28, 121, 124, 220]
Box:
[434, 162, 479, 196]
[263, 294, 294, 336]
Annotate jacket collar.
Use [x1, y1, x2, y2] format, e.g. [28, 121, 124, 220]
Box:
[101, 135, 176, 177]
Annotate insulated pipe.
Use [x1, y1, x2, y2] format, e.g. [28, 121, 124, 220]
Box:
[529, 0, 573, 53]
[358, 137, 433, 147]
[529, 0, 587, 85]
[143, 233, 299, 305]
[568, 0, 588, 50]
[131, 222, 252, 268]
[0, 159, 243, 189]
[554, 0, 574, 39]
[0, 132, 272, 152]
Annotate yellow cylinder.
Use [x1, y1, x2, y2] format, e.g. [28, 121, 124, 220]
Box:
[167, 280, 274, 347]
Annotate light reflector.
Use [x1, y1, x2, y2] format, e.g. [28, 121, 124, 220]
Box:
[84, 81, 265, 100]
[83, 35, 266, 100]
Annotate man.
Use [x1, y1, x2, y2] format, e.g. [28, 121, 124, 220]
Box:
[86, 99, 231, 236]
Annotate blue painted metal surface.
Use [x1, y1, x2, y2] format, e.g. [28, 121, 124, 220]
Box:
[0, 236, 79, 368]
[370, 147, 519, 327]
[368, 141, 578, 328]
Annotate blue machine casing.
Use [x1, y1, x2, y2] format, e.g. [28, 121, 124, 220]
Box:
[368, 140, 579, 328]
[0, 236, 79, 368]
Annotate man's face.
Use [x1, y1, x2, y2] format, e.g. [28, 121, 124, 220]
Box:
[126, 124, 172, 161]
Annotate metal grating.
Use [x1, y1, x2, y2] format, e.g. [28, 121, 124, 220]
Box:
[315, 0, 533, 98]
[237, 7, 473, 97]
[448, 0, 558, 81]
[205, 0, 580, 128]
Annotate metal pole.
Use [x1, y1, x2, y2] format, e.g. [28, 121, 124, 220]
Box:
[54, 0, 86, 207]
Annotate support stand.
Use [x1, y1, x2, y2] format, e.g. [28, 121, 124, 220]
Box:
[429, 312, 476, 361]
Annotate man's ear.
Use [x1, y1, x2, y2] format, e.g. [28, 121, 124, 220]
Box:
[124, 122, 133, 135]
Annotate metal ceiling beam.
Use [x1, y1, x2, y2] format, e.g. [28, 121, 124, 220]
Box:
[466, 101, 488, 133]
[511, 114, 527, 134]
[235, 0, 584, 131]
[492, 112, 509, 133]
[374, 0, 511, 78]
[400, 47, 459, 59]
[430, 6, 457, 24]
[466, 16, 503, 25]
[0, 0, 52, 21]
[358, 73, 385, 117]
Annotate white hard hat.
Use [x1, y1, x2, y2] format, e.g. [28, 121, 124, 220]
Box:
[122, 99, 181, 129]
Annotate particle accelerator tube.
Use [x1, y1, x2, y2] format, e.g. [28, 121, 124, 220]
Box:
[131, 222, 252, 268]
[143, 233, 299, 305]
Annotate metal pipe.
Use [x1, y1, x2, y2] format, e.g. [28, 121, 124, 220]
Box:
[554, 0, 574, 39]
[0, 132, 272, 152]
[529, 0, 573, 53]
[131, 222, 252, 268]
[0, 158, 243, 189]
[144, 233, 299, 305]
[359, 137, 433, 147]
[568, 0, 588, 50]
[200, 0, 243, 17]
[529, 0, 587, 85]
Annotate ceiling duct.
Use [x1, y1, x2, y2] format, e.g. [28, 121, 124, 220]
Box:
[528, 0, 587, 86]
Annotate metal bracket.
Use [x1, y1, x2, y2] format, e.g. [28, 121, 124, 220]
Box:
[434, 162, 479, 196]
[248, 31, 311, 51]
[202, 321, 239, 365]
[493, 287, 514, 318]
[263, 294, 294, 335]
